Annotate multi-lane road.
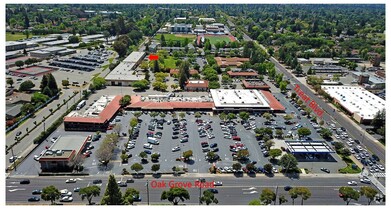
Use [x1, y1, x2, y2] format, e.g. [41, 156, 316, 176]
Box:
[6, 175, 384, 205]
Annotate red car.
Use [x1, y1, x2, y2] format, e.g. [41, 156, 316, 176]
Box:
[107, 125, 114, 130]
[232, 136, 241, 141]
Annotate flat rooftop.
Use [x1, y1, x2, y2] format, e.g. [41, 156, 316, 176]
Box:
[285, 141, 335, 154]
[210, 89, 270, 108]
[321, 85, 386, 120]
[105, 63, 143, 81]
[42, 39, 69, 46]
[123, 51, 146, 63]
[64, 95, 121, 123]
[40, 135, 88, 160]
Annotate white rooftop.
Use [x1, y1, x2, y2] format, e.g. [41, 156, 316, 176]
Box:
[321, 85, 385, 120]
[105, 62, 144, 81]
[67, 95, 116, 118]
[123, 51, 146, 63]
[210, 89, 270, 108]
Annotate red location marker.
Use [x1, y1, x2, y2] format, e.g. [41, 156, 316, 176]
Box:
[149, 54, 159, 60]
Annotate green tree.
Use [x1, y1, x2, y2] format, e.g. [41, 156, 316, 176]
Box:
[275, 129, 284, 138]
[7, 78, 14, 88]
[41, 185, 60, 205]
[119, 95, 131, 107]
[278, 154, 298, 172]
[232, 162, 242, 172]
[219, 112, 227, 122]
[289, 187, 299, 205]
[278, 195, 288, 205]
[237, 149, 250, 161]
[360, 186, 378, 205]
[46, 73, 58, 94]
[263, 163, 273, 174]
[62, 80, 70, 89]
[42, 86, 53, 97]
[371, 109, 385, 130]
[31, 92, 49, 104]
[339, 186, 360, 205]
[249, 199, 261, 205]
[179, 112, 185, 119]
[260, 188, 276, 205]
[265, 140, 275, 151]
[68, 35, 80, 43]
[151, 153, 160, 162]
[262, 112, 272, 121]
[19, 80, 35, 91]
[161, 187, 190, 205]
[101, 175, 123, 205]
[120, 153, 128, 163]
[113, 40, 127, 58]
[320, 128, 333, 139]
[80, 185, 101, 205]
[194, 112, 202, 118]
[200, 190, 218, 205]
[227, 113, 236, 121]
[182, 150, 193, 161]
[297, 187, 312, 205]
[297, 127, 311, 137]
[149, 112, 159, 118]
[131, 162, 144, 173]
[15, 60, 24, 68]
[21, 103, 35, 115]
[153, 60, 160, 73]
[151, 164, 160, 173]
[269, 149, 282, 160]
[132, 79, 149, 90]
[92, 77, 106, 90]
[123, 188, 140, 205]
[133, 111, 142, 119]
[238, 111, 250, 121]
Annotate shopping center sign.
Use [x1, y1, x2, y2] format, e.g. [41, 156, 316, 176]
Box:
[294, 84, 324, 118]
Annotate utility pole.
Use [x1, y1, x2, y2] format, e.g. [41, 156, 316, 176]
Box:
[145, 180, 150, 205]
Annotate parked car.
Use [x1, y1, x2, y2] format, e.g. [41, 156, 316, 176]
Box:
[320, 168, 330, 173]
[28, 196, 40, 202]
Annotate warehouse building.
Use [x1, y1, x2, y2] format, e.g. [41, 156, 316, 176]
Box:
[105, 52, 146, 86]
[321, 85, 386, 124]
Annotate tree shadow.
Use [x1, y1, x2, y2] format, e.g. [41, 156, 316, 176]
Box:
[152, 173, 162, 178]
[132, 173, 145, 179]
[184, 160, 195, 165]
[233, 172, 244, 178]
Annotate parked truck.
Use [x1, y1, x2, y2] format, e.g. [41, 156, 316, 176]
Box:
[147, 137, 159, 145]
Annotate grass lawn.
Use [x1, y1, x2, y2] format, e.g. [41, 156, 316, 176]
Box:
[6, 32, 27, 41]
[164, 57, 177, 69]
[155, 34, 196, 43]
[205, 36, 232, 45]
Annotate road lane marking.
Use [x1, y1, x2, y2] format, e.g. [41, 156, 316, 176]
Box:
[9, 188, 25, 192]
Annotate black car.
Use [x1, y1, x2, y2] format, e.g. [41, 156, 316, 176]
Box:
[212, 148, 219, 152]
[210, 143, 218, 148]
[372, 154, 380, 161]
[320, 168, 330, 173]
[28, 196, 40, 202]
[93, 179, 102, 184]
[172, 135, 179, 139]
[20, 179, 30, 184]
[207, 189, 218, 194]
[284, 186, 292, 191]
[126, 178, 134, 183]
[16, 131, 22, 136]
[173, 131, 179, 135]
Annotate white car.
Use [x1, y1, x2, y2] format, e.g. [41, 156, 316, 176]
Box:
[348, 181, 358, 186]
[224, 135, 231, 139]
[65, 179, 77, 183]
[360, 178, 371, 184]
[172, 146, 181, 152]
[143, 144, 153, 149]
[60, 196, 73, 202]
[213, 181, 223, 186]
[60, 189, 72, 197]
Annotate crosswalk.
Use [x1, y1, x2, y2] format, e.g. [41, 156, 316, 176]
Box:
[372, 172, 386, 178]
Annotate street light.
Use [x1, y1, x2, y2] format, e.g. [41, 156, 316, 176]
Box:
[11, 148, 17, 172]
[145, 180, 150, 205]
